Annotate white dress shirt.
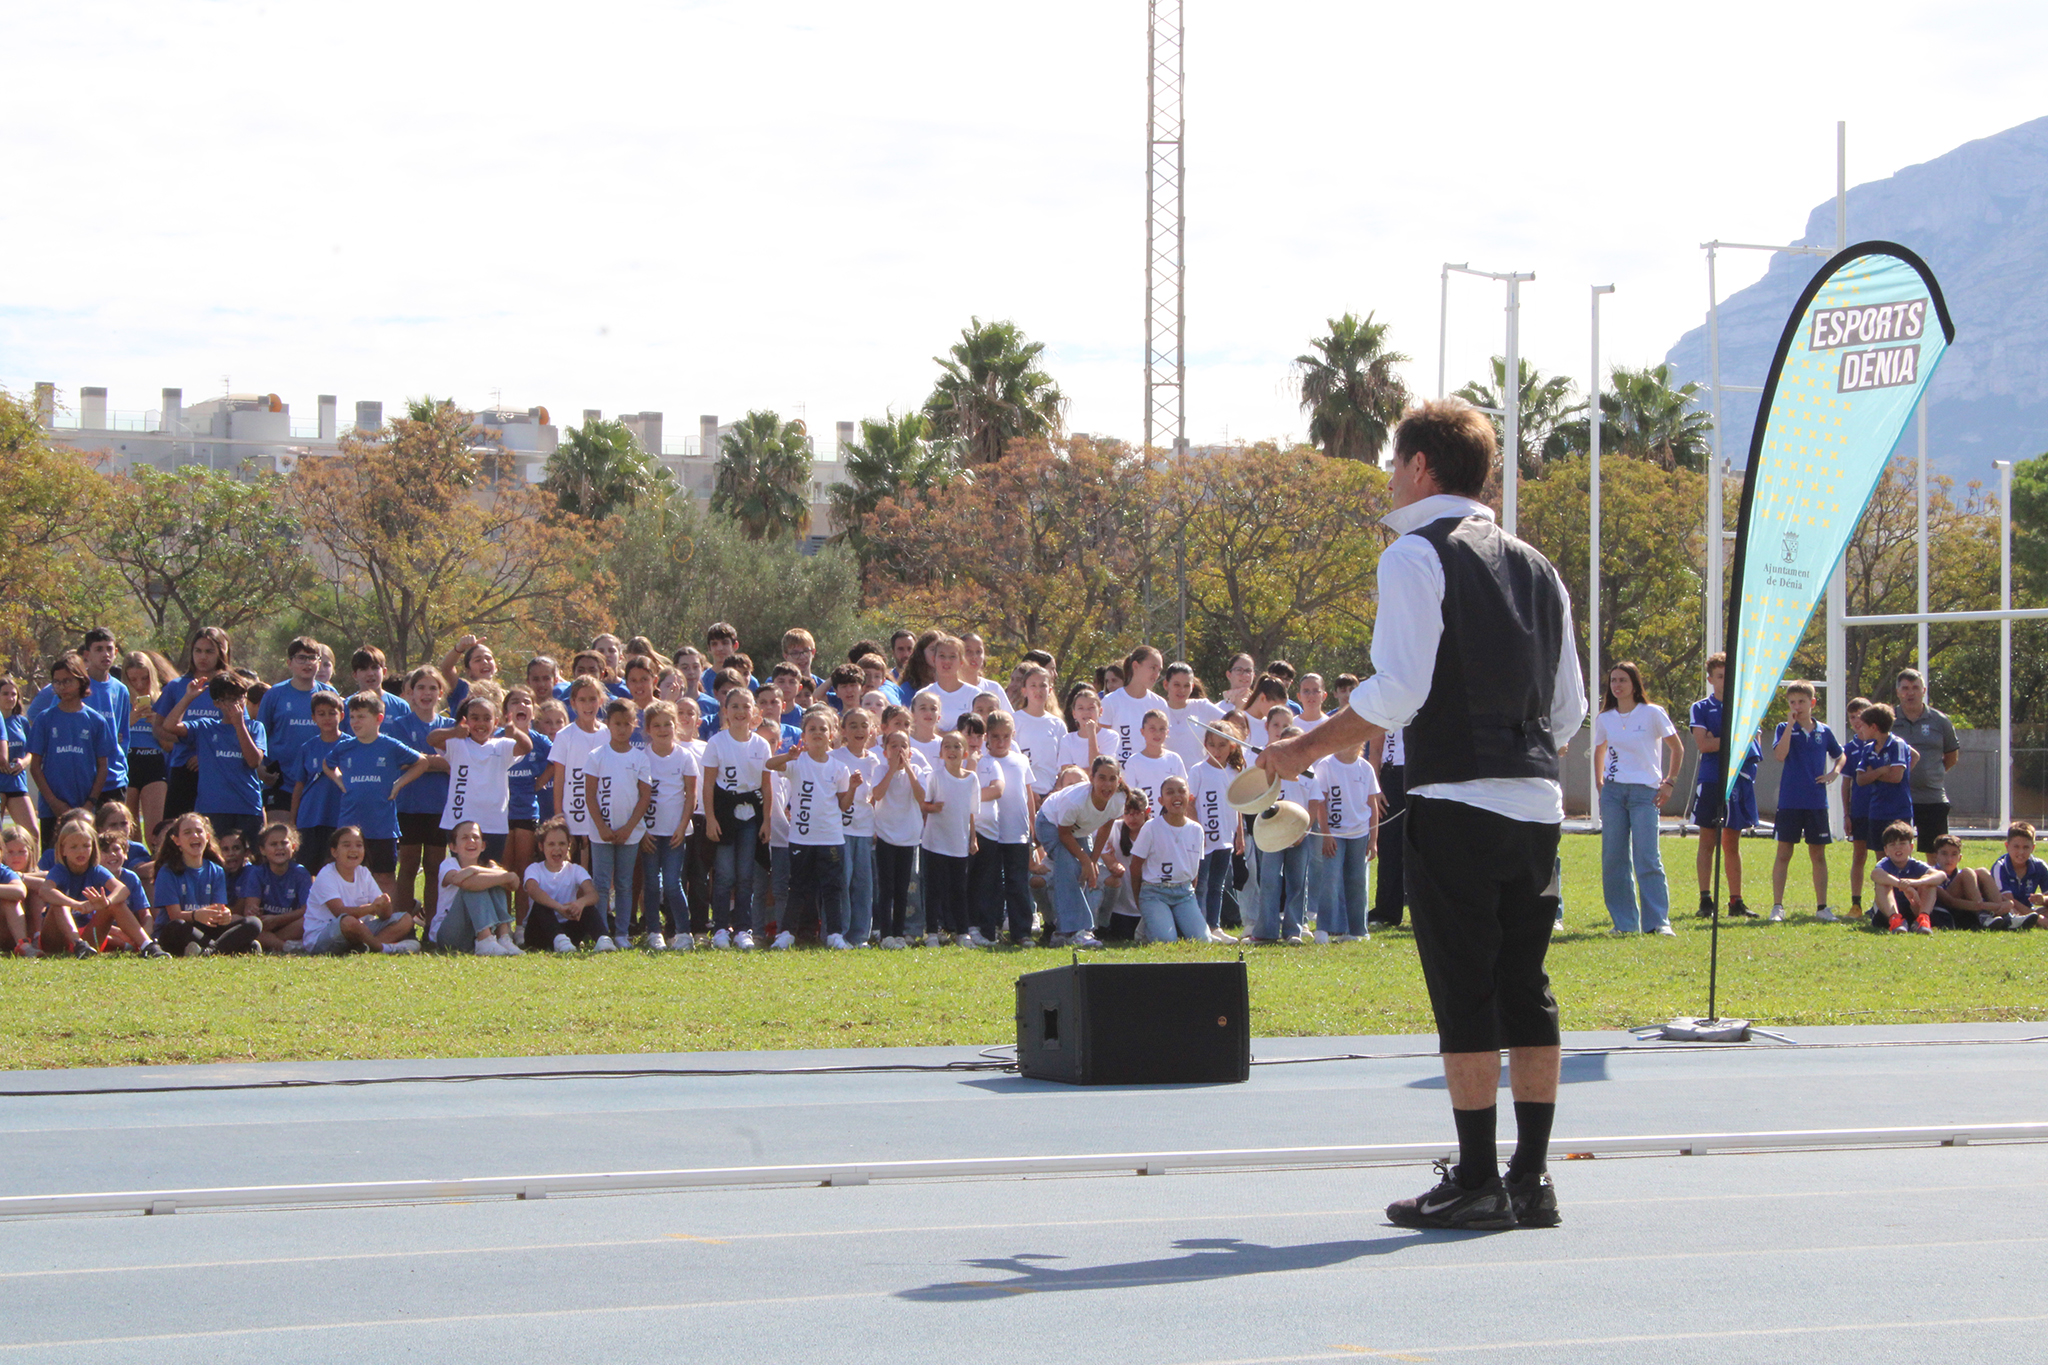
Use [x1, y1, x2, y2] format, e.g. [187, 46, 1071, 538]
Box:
[1347, 494, 1586, 824]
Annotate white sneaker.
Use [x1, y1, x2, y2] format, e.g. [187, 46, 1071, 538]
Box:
[881, 936, 905, 949]
[734, 930, 756, 950]
[384, 940, 419, 954]
[552, 934, 575, 953]
[1071, 932, 1105, 950]
[711, 929, 731, 949]
[966, 927, 993, 947]
[478, 938, 511, 956]
[771, 930, 795, 950]
[645, 932, 667, 951]
[1656, 924, 1677, 937]
[1312, 929, 1331, 945]
[925, 933, 943, 948]
[670, 933, 694, 951]
[502, 937, 524, 955]
[1814, 905, 1839, 923]
[1769, 904, 1786, 923]
[826, 933, 853, 950]
[593, 936, 616, 952]
[1208, 928, 1239, 943]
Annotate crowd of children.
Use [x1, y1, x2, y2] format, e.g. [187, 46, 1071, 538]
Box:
[0, 625, 1395, 959]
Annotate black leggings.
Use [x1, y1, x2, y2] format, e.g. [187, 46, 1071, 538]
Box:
[524, 899, 606, 950]
[159, 916, 261, 956]
[875, 841, 916, 938]
[922, 851, 970, 936]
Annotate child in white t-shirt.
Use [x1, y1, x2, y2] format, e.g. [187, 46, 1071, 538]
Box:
[907, 693, 946, 775]
[522, 818, 601, 952]
[836, 706, 885, 947]
[913, 636, 981, 729]
[1119, 711, 1188, 819]
[639, 700, 702, 950]
[548, 676, 608, 851]
[584, 698, 651, 949]
[1130, 775, 1208, 942]
[1188, 724, 1244, 937]
[304, 826, 419, 955]
[428, 696, 531, 866]
[765, 708, 860, 949]
[702, 688, 772, 948]
[1313, 741, 1379, 942]
[869, 729, 932, 947]
[1162, 662, 1226, 772]
[1010, 664, 1068, 798]
[1055, 686, 1109, 773]
[972, 712, 1037, 945]
[920, 731, 980, 944]
[1098, 646, 1167, 763]
[434, 818, 521, 954]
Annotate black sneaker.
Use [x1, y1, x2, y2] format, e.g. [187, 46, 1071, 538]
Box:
[1695, 895, 1715, 919]
[1505, 1169, 1560, 1227]
[72, 939, 98, 959]
[139, 941, 170, 960]
[1386, 1160, 1516, 1231]
[1727, 899, 1759, 919]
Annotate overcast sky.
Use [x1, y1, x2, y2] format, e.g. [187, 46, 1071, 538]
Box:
[4, 0, 2043, 450]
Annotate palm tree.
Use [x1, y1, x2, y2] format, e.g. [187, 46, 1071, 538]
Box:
[923, 317, 1066, 465]
[711, 410, 813, 540]
[1454, 357, 1583, 478]
[1557, 364, 1715, 471]
[1294, 312, 1411, 464]
[543, 417, 673, 519]
[828, 409, 957, 561]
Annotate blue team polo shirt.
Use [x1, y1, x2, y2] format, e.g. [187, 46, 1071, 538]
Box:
[257, 680, 336, 779]
[184, 716, 268, 818]
[1773, 720, 1842, 811]
[507, 730, 552, 823]
[1994, 854, 2048, 901]
[27, 674, 132, 789]
[291, 734, 348, 827]
[154, 861, 229, 913]
[327, 734, 424, 841]
[153, 675, 221, 768]
[25, 705, 117, 816]
[250, 861, 313, 913]
[1863, 735, 1916, 824]
[381, 710, 454, 816]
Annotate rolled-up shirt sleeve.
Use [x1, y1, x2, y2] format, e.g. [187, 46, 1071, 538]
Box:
[1348, 535, 1444, 732]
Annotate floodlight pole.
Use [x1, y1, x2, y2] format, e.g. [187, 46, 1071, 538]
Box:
[1999, 460, 2013, 831]
[1441, 263, 1534, 532]
[1824, 121, 1849, 836]
[1589, 285, 1614, 830]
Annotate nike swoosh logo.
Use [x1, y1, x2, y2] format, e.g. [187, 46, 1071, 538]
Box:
[1419, 1193, 1464, 1214]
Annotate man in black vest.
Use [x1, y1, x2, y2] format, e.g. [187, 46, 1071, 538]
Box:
[1259, 399, 1585, 1230]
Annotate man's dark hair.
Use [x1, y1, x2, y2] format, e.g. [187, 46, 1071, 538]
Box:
[846, 639, 885, 666]
[1392, 398, 1496, 497]
[82, 626, 117, 650]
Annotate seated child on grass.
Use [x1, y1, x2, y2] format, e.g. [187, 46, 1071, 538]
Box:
[1989, 821, 2048, 931]
[1869, 821, 1944, 935]
[434, 818, 521, 955]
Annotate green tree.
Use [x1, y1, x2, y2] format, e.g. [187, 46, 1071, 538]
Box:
[102, 465, 314, 652]
[828, 409, 956, 566]
[605, 489, 865, 664]
[1454, 356, 1581, 479]
[1557, 364, 1714, 472]
[0, 390, 125, 669]
[923, 317, 1066, 465]
[1294, 311, 1410, 464]
[711, 410, 813, 540]
[545, 417, 674, 519]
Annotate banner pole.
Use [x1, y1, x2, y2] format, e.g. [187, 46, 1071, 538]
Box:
[1707, 835, 1722, 1022]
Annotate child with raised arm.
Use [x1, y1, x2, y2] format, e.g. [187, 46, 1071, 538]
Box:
[764, 708, 859, 949]
[249, 821, 313, 952]
[640, 699, 701, 950]
[584, 698, 652, 950]
[164, 672, 269, 849]
[1869, 821, 1943, 934]
[435, 819, 522, 954]
[523, 818, 601, 952]
[869, 729, 931, 948]
[153, 812, 256, 956]
[323, 691, 432, 900]
[305, 826, 419, 954]
[1769, 680, 1844, 922]
[427, 695, 531, 866]
[920, 731, 980, 946]
[703, 688, 772, 950]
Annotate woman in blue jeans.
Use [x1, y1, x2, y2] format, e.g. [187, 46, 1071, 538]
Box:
[1033, 757, 1127, 949]
[1591, 662, 1685, 934]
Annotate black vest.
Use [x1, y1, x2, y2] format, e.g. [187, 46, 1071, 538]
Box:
[1402, 514, 1568, 788]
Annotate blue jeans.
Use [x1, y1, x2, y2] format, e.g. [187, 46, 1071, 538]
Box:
[640, 833, 686, 936]
[434, 886, 512, 950]
[1306, 834, 1333, 931]
[1037, 815, 1099, 936]
[1195, 847, 1233, 928]
[590, 840, 639, 940]
[1600, 781, 1671, 932]
[1256, 842, 1307, 940]
[710, 817, 760, 933]
[1318, 836, 1371, 937]
[769, 846, 790, 932]
[1139, 882, 1208, 942]
[841, 835, 874, 944]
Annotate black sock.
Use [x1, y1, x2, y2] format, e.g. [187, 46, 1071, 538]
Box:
[1452, 1105, 1497, 1188]
[1507, 1100, 1556, 1179]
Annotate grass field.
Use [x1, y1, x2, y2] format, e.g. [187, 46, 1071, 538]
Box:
[3, 834, 2044, 1070]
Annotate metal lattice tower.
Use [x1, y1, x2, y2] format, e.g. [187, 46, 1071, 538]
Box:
[1144, 0, 1185, 463]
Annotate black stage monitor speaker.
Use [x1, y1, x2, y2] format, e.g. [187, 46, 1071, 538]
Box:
[1015, 961, 1250, 1085]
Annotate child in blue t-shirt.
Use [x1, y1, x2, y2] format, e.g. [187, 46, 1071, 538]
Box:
[1769, 681, 1844, 923]
[24, 653, 118, 851]
[1870, 820, 1944, 934]
[166, 674, 269, 848]
[1841, 697, 1873, 916]
[151, 810, 259, 955]
[0, 675, 34, 842]
[250, 821, 314, 952]
[324, 691, 431, 897]
[40, 816, 164, 957]
[96, 831, 150, 933]
[256, 638, 336, 814]
[1991, 821, 2048, 929]
[288, 692, 349, 874]
[380, 667, 455, 933]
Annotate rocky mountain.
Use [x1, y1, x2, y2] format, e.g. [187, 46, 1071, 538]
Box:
[1665, 115, 2048, 484]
